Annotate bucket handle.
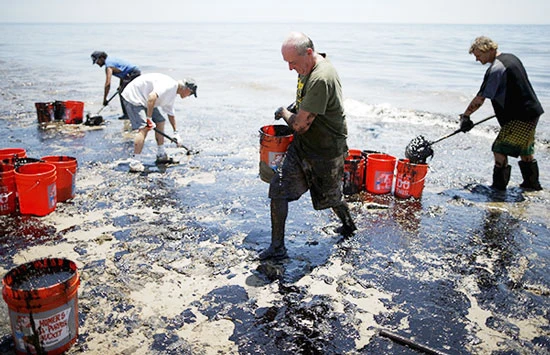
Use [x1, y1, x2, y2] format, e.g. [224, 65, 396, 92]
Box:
[64, 167, 76, 177]
[397, 173, 428, 184]
[398, 165, 430, 184]
[414, 165, 431, 184]
[19, 180, 41, 194]
[412, 175, 427, 184]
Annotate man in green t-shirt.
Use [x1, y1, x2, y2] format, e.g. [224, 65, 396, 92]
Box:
[259, 32, 357, 260]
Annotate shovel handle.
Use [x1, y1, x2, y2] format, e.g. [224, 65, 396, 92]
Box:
[96, 90, 120, 115]
[153, 127, 198, 155]
[430, 114, 496, 145]
[153, 127, 178, 144]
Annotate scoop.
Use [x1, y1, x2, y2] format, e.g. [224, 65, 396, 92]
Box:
[405, 115, 496, 164]
[84, 90, 119, 126]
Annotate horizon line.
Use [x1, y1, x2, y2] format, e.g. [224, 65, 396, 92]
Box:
[1, 21, 549, 26]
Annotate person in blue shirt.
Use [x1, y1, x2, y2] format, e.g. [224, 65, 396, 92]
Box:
[91, 51, 141, 119]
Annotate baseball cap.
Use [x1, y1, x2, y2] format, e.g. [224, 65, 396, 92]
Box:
[91, 51, 107, 64]
[184, 79, 198, 98]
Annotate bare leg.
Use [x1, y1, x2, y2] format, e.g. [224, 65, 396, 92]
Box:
[133, 128, 149, 155]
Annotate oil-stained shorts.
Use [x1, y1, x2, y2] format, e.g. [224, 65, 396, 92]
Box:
[269, 144, 345, 210]
[492, 119, 537, 157]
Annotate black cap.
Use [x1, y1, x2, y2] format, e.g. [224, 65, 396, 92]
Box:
[91, 51, 107, 64]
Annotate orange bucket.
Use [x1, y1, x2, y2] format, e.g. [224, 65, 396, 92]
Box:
[2, 258, 80, 355]
[259, 125, 294, 183]
[54, 101, 67, 121]
[366, 153, 396, 194]
[63, 101, 84, 124]
[15, 163, 57, 216]
[0, 148, 27, 164]
[41, 156, 77, 202]
[35, 102, 55, 124]
[343, 149, 366, 195]
[394, 159, 429, 199]
[0, 163, 17, 215]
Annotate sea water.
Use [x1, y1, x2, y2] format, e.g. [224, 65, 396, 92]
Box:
[1, 23, 549, 127]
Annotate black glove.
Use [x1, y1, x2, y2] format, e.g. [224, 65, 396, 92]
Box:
[459, 114, 474, 132]
[274, 107, 285, 120]
[287, 102, 297, 114]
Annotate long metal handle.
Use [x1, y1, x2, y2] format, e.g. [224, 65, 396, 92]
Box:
[430, 114, 496, 145]
[96, 90, 120, 115]
[154, 127, 178, 144]
[153, 127, 198, 155]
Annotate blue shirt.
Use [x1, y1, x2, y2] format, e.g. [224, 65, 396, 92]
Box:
[105, 57, 139, 79]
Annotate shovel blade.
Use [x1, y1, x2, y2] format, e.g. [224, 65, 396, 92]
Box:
[85, 114, 104, 126]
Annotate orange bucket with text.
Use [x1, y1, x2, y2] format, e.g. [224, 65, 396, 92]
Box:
[2, 258, 80, 355]
[15, 163, 57, 216]
[259, 125, 294, 183]
[366, 153, 397, 194]
[41, 156, 77, 202]
[0, 163, 17, 215]
[394, 158, 429, 199]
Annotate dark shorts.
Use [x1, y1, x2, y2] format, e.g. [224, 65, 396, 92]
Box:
[492, 119, 537, 157]
[120, 69, 141, 91]
[269, 144, 345, 210]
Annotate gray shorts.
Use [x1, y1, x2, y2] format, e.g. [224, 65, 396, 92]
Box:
[269, 144, 345, 210]
[122, 97, 166, 131]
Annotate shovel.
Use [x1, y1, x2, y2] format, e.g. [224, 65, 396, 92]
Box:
[153, 127, 199, 155]
[405, 114, 496, 163]
[84, 90, 119, 126]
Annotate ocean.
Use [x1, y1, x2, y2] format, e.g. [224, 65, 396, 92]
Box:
[2, 23, 549, 122]
[1, 23, 549, 156]
[1, 23, 549, 354]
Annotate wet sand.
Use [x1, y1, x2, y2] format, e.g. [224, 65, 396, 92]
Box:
[0, 99, 549, 354]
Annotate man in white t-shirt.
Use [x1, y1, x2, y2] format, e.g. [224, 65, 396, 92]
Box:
[121, 73, 197, 172]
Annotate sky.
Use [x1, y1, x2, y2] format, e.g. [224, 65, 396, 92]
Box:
[1, 0, 549, 24]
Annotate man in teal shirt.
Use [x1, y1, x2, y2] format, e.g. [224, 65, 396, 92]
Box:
[259, 32, 356, 260]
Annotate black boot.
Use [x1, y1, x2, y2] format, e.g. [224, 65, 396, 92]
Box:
[259, 199, 288, 260]
[518, 160, 542, 191]
[332, 202, 357, 239]
[490, 165, 511, 191]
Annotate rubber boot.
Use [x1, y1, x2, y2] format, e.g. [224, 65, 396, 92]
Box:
[490, 165, 511, 191]
[332, 202, 357, 239]
[258, 199, 288, 260]
[518, 160, 542, 191]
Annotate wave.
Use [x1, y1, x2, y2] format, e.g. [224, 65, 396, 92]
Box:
[344, 98, 548, 147]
